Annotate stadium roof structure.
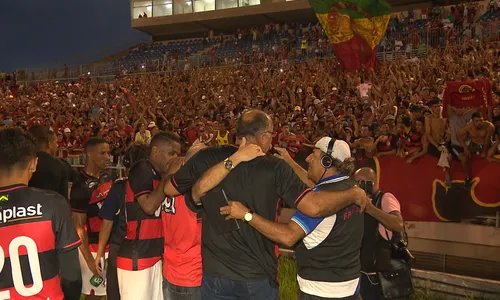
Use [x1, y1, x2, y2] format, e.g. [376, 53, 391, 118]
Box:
[132, 0, 436, 40]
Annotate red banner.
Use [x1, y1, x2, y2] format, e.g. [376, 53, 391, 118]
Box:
[293, 147, 500, 222]
[365, 155, 500, 222]
[442, 79, 493, 117]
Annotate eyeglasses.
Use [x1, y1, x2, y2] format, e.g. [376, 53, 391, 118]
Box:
[261, 131, 276, 137]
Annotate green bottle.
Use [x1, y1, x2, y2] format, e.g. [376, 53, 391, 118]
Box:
[90, 258, 108, 287]
[89, 275, 103, 287]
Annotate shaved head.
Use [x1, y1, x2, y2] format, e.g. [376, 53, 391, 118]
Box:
[353, 167, 377, 183]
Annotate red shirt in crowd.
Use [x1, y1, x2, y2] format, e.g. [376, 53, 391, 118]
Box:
[161, 195, 202, 287]
[186, 128, 198, 144]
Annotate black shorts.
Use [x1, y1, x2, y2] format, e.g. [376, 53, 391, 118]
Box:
[450, 145, 463, 160]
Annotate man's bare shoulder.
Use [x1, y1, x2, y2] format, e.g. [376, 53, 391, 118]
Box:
[484, 121, 495, 131]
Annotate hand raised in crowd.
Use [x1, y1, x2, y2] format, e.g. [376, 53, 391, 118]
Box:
[230, 137, 265, 165]
[220, 200, 250, 220]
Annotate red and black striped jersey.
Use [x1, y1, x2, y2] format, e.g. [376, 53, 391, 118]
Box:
[117, 160, 163, 271]
[0, 184, 81, 300]
[70, 170, 113, 252]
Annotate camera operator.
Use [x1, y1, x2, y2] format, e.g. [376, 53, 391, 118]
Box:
[353, 167, 408, 300]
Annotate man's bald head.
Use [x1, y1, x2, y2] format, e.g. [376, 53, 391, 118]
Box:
[354, 167, 377, 183]
[236, 109, 272, 138]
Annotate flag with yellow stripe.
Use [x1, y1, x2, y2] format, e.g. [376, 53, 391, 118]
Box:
[311, 0, 391, 71]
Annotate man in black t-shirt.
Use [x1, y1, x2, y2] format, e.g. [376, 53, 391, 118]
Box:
[28, 125, 70, 199]
[163, 110, 367, 300]
[0, 127, 82, 300]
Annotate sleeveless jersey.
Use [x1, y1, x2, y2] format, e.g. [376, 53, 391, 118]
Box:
[216, 131, 229, 145]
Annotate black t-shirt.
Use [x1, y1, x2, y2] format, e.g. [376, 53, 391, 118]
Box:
[171, 145, 310, 284]
[59, 158, 78, 183]
[29, 151, 69, 199]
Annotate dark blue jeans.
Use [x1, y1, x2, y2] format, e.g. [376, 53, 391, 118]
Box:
[201, 273, 278, 300]
[163, 279, 201, 300]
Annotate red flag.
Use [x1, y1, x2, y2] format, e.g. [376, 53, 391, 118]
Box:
[442, 79, 493, 117]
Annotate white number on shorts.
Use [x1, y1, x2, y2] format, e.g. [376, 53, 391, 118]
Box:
[0, 236, 44, 299]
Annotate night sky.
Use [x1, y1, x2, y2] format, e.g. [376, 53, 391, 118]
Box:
[0, 0, 150, 72]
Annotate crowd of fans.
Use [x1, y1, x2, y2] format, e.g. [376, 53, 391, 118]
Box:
[1, 41, 499, 181]
[1, 4, 500, 183]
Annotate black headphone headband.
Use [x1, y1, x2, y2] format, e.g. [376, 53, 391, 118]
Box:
[320, 138, 336, 170]
[326, 138, 335, 156]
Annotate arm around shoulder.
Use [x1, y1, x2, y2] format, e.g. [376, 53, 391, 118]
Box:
[297, 186, 367, 218]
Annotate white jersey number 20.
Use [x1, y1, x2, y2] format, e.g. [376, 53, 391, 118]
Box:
[0, 236, 43, 299]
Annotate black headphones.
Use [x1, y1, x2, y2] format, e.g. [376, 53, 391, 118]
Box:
[320, 138, 336, 169]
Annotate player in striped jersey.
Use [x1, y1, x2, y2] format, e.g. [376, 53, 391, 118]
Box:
[0, 127, 82, 300]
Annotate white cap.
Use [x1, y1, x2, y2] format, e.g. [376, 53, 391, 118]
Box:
[313, 137, 351, 162]
[148, 121, 156, 128]
[64, 128, 71, 133]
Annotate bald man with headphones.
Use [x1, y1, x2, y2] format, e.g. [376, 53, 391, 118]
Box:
[221, 137, 364, 300]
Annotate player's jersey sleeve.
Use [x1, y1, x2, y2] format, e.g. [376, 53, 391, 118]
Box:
[52, 194, 81, 253]
[291, 210, 324, 235]
[100, 180, 126, 221]
[70, 178, 90, 213]
[129, 160, 155, 198]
